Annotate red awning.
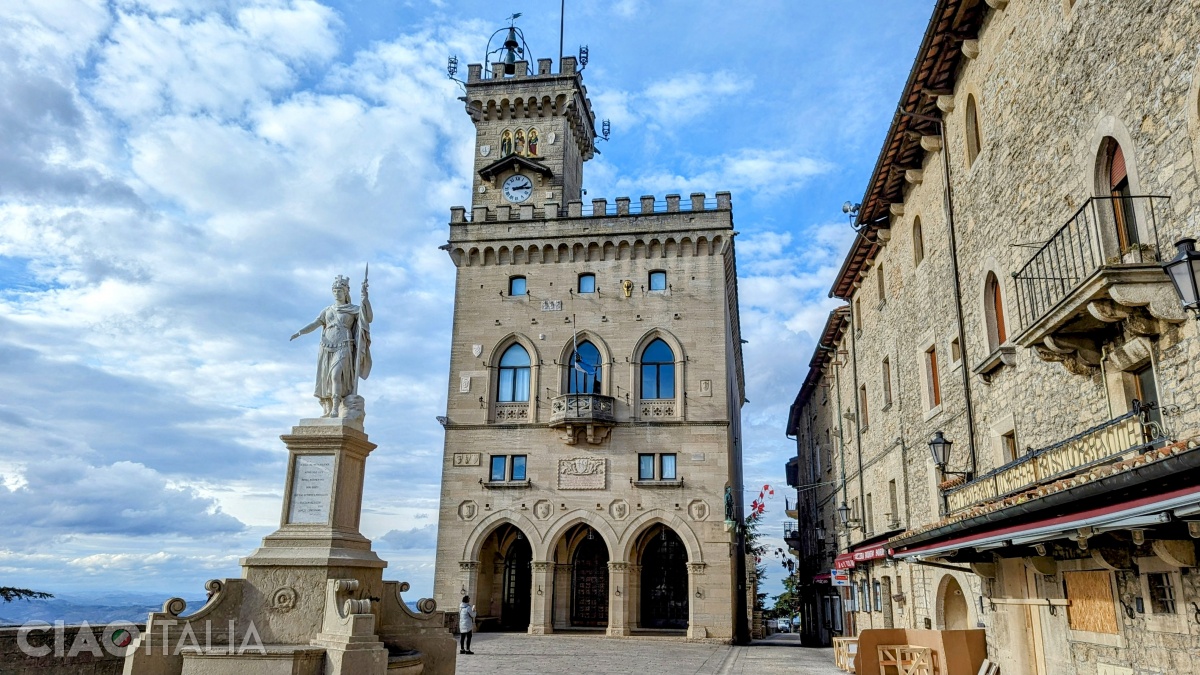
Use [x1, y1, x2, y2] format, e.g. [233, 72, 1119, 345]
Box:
[813, 573, 832, 581]
[894, 483, 1200, 558]
[834, 542, 892, 569]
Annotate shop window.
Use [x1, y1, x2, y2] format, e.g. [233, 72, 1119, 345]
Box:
[1147, 573, 1177, 614]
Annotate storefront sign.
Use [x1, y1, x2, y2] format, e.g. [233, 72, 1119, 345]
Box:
[830, 570, 851, 587]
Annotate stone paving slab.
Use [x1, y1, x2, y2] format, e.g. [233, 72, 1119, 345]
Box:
[453, 632, 842, 675]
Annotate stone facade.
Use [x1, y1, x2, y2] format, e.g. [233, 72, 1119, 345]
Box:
[788, 1, 1200, 673]
[433, 54, 747, 641]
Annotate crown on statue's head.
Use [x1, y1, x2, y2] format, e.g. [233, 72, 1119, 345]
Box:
[332, 275, 351, 290]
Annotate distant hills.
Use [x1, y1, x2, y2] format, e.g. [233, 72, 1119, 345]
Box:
[0, 592, 205, 626]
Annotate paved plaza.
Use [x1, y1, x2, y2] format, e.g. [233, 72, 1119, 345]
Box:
[453, 632, 842, 675]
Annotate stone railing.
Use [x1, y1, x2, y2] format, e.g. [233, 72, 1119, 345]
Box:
[492, 402, 530, 423]
[639, 400, 677, 419]
[945, 409, 1155, 513]
[548, 394, 616, 426]
[450, 191, 731, 224]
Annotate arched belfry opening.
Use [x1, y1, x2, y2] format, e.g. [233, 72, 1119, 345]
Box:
[634, 524, 689, 631]
[551, 524, 610, 629]
[476, 523, 532, 631]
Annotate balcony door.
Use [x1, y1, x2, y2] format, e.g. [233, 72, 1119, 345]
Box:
[1107, 142, 1140, 250]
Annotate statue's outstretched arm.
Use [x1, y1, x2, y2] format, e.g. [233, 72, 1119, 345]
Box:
[290, 317, 323, 341]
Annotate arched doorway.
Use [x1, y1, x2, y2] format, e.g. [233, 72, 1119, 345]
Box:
[476, 523, 532, 632]
[938, 576, 969, 631]
[571, 535, 609, 626]
[637, 525, 689, 630]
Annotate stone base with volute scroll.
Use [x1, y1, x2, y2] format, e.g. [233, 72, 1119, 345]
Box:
[122, 419, 457, 675]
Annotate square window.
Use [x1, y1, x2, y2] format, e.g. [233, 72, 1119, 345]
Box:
[649, 271, 667, 291]
[510, 455, 526, 481]
[660, 454, 676, 480]
[490, 456, 506, 482]
[509, 276, 527, 296]
[578, 274, 596, 294]
[1147, 573, 1176, 614]
[638, 454, 655, 480]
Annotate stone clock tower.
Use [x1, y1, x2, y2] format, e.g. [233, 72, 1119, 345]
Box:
[433, 30, 748, 643]
[461, 53, 593, 215]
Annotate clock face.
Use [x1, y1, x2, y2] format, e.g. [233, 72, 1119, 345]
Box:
[502, 174, 533, 203]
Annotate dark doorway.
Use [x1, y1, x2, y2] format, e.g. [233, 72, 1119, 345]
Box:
[500, 535, 532, 631]
[571, 535, 609, 626]
[640, 527, 688, 629]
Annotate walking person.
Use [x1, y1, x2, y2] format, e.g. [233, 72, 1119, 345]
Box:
[458, 595, 477, 655]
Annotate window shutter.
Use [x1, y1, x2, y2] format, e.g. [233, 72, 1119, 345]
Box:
[1110, 145, 1127, 189]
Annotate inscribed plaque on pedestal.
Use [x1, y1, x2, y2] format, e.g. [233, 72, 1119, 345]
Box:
[288, 454, 335, 524]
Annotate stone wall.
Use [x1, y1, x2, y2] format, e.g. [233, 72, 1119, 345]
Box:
[793, 1, 1200, 672]
[433, 198, 744, 641]
[0, 624, 130, 675]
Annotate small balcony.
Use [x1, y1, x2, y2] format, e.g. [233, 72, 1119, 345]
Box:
[1011, 195, 1185, 374]
[549, 393, 616, 445]
[943, 407, 1163, 514]
[783, 522, 802, 550]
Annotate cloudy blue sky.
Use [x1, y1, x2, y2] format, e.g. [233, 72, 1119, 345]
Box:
[0, 0, 928, 606]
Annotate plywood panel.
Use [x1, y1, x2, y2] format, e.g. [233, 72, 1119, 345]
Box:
[1064, 571, 1118, 634]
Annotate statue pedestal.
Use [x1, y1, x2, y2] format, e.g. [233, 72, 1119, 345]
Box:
[123, 419, 456, 675]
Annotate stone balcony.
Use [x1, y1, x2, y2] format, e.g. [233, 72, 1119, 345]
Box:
[1010, 195, 1185, 374]
[548, 393, 616, 445]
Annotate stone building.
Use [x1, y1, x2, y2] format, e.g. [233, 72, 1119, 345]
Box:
[787, 0, 1200, 672]
[431, 41, 748, 642]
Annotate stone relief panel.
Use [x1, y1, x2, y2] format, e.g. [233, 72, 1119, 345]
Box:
[452, 453, 481, 467]
[688, 500, 710, 521]
[609, 499, 629, 520]
[534, 500, 553, 520]
[270, 587, 297, 613]
[699, 380, 713, 397]
[558, 457, 606, 489]
[458, 500, 478, 521]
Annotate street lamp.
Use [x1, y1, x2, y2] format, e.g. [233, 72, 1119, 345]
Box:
[837, 501, 851, 526]
[815, 524, 826, 541]
[1163, 238, 1200, 318]
[928, 431, 953, 469]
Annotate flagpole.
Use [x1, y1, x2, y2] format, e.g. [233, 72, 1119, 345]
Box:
[559, 0, 565, 63]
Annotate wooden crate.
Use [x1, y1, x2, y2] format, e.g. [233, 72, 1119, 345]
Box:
[833, 636, 859, 672]
[877, 644, 934, 675]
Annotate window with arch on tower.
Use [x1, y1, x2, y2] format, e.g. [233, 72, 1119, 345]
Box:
[985, 272, 1007, 352]
[648, 270, 667, 291]
[497, 344, 531, 402]
[567, 340, 602, 394]
[640, 339, 675, 400]
[578, 273, 595, 294]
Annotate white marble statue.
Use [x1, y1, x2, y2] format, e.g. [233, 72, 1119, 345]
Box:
[291, 271, 373, 418]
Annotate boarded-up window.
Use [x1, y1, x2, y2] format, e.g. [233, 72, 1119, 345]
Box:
[1064, 571, 1118, 634]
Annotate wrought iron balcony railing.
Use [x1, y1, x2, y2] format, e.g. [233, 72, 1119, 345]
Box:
[548, 393, 616, 426]
[944, 406, 1163, 513]
[1012, 195, 1168, 330]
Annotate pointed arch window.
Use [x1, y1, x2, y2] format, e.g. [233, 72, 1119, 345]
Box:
[497, 344, 531, 402]
[568, 340, 602, 394]
[640, 339, 675, 400]
[985, 272, 1007, 351]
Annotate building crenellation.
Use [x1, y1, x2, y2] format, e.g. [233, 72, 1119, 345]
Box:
[786, 1, 1200, 673]
[434, 23, 747, 643]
